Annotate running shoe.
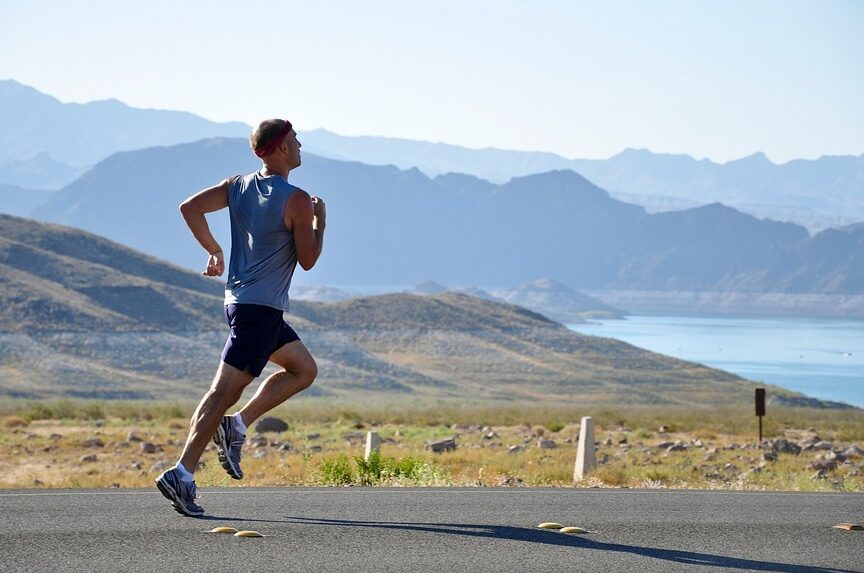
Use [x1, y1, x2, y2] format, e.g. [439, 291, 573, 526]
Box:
[213, 415, 246, 479]
[155, 466, 205, 517]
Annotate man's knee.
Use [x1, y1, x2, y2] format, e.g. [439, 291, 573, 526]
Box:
[208, 363, 253, 403]
[206, 385, 242, 407]
[299, 356, 318, 389]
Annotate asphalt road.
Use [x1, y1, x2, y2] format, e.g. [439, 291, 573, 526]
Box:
[1, 487, 861, 572]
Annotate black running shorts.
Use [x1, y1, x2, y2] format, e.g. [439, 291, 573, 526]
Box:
[221, 303, 300, 377]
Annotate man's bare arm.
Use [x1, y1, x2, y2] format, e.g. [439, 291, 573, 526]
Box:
[285, 189, 325, 271]
[179, 178, 232, 276]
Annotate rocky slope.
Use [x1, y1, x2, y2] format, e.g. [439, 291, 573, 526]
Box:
[1, 215, 827, 407]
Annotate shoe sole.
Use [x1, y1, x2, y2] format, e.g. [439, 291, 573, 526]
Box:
[155, 476, 204, 517]
[214, 423, 244, 480]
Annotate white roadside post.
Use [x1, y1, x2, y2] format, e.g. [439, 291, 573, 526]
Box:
[364, 431, 380, 461]
[573, 416, 597, 481]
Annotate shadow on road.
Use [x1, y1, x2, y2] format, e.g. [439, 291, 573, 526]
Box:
[228, 516, 852, 573]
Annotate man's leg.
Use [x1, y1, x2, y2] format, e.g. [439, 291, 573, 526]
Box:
[178, 360, 255, 472]
[156, 361, 253, 516]
[236, 340, 317, 427]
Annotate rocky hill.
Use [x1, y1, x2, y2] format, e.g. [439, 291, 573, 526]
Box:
[492, 278, 623, 322]
[0, 214, 225, 332]
[0, 215, 826, 407]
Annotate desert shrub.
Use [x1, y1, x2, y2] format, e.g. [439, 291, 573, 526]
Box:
[3, 416, 29, 428]
[385, 455, 430, 481]
[354, 452, 438, 484]
[25, 400, 77, 420]
[642, 468, 671, 482]
[635, 427, 653, 439]
[354, 451, 384, 485]
[693, 428, 718, 440]
[81, 403, 105, 420]
[544, 422, 566, 433]
[319, 454, 353, 485]
[593, 465, 627, 486]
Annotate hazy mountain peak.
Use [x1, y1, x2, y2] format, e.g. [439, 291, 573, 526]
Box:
[493, 277, 623, 322]
[79, 97, 129, 109]
[413, 280, 448, 294]
[611, 147, 654, 158]
[504, 170, 618, 205]
[507, 168, 594, 187]
[686, 201, 770, 222]
[433, 172, 493, 185]
[695, 201, 735, 212]
[727, 151, 773, 166]
[523, 277, 574, 291]
[0, 80, 251, 175]
[0, 78, 55, 100]
[608, 147, 721, 168]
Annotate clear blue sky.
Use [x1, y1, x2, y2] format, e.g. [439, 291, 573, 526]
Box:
[1, 1, 861, 162]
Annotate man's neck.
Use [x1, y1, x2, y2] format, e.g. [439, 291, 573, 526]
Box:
[260, 163, 290, 178]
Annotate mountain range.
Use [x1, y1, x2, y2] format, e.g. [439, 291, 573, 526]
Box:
[0, 79, 248, 189]
[2, 80, 862, 233]
[24, 137, 864, 317]
[301, 129, 864, 231]
[2, 81, 862, 317]
[3, 214, 819, 408]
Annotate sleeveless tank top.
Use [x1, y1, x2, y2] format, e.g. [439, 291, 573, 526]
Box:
[224, 171, 298, 311]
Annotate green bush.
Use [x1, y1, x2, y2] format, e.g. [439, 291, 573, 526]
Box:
[319, 454, 353, 486]
[385, 455, 426, 480]
[355, 452, 429, 484]
[354, 451, 384, 485]
[81, 402, 105, 420]
[326, 452, 442, 486]
[642, 468, 670, 483]
[635, 427, 653, 439]
[25, 400, 77, 420]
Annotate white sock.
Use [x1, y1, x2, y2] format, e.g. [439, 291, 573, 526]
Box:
[232, 412, 248, 434]
[175, 462, 195, 482]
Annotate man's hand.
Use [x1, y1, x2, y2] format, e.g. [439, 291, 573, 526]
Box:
[203, 250, 224, 276]
[312, 196, 326, 226]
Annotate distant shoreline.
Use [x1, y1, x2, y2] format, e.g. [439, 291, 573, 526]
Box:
[297, 284, 864, 320]
[585, 290, 864, 320]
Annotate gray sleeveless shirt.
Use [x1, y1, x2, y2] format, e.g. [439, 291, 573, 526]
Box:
[224, 171, 298, 311]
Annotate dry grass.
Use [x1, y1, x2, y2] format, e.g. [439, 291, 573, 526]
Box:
[4, 398, 863, 438]
[1, 400, 861, 491]
[3, 416, 29, 428]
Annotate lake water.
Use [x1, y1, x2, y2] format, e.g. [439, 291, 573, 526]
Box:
[567, 315, 864, 407]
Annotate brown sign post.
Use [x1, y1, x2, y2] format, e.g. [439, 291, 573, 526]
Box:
[755, 388, 766, 444]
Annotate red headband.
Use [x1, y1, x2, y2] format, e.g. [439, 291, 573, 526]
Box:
[254, 120, 293, 158]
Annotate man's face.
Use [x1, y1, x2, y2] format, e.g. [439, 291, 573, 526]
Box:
[282, 129, 302, 169]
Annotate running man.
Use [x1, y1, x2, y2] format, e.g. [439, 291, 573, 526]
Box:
[156, 119, 325, 516]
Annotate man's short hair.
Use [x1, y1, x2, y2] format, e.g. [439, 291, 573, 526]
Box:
[250, 119, 293, 157]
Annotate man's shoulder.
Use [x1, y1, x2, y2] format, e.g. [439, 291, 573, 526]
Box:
[286, 185, 309, 200]
[225, 172, 253, 191]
